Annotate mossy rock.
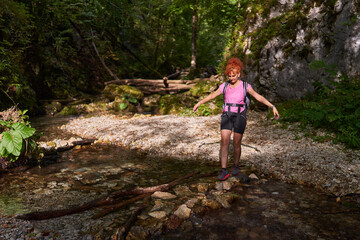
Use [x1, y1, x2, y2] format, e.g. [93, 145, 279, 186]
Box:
[59, 105, 86, 116]
[143, 94, 161, 112]
[44, 101, 62, 115]
[189, 78, 220, 97]
[103, 84, 144, 101]
[112, 96, 137, 113]
[85, 102, 112, 113]
[159, 95, 184, 115]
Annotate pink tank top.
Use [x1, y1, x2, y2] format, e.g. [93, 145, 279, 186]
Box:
[219, 81, 252, 113]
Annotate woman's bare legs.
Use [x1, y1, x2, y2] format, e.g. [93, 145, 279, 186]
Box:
[220, 129, 232, 168]
[233, 132, 243, 166]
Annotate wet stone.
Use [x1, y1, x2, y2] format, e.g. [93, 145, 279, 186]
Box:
[173, 186, 193, 196]
[201, 199, 221, 210]
[148, 211, 167, 219]
[185, 198, 198, 208]
[151, 191, 177, 199]
[249, 173, 259, 180]
[173, 204, 191, 219]
[165, 215, 183, 230]
[128, 226, 149, 240]
[196, 183, 209, 193]
[214, 195, 231, 208]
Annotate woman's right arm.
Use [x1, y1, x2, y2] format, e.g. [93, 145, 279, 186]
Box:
[193, 88, 222, 113]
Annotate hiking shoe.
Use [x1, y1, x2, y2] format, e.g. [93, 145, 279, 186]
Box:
[217, 169, 229, 181]
[232, 165, 240, 176]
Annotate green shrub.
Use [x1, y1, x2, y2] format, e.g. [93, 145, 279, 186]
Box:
[0, 108, 41, 162]
[278, 78, 360, 149]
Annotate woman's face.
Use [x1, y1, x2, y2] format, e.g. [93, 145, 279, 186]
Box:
[228, 71, 240, 84]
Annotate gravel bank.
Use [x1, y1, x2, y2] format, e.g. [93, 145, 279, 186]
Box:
[62, 111, 360, 197]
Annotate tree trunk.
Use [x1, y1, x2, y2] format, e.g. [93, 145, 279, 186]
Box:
[191, 4, 198, 69]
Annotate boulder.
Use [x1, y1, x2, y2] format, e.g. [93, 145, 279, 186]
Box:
[103, 84, 144, 101]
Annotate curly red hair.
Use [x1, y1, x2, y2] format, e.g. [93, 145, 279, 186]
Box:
[225, 57, 244, 75]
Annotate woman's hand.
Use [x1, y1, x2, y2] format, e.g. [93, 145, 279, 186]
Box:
[273, 107, 280, 119]
[193, 102, 201, 113]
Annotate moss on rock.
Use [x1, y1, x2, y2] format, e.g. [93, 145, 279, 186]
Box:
[103, 84, 144, 101]
[143, 94, 161, 113]
[159, 95, 184, 115]
[189, 77, 220, 97]
[112, 96, 137, 113]
[59, 105, 86, 116]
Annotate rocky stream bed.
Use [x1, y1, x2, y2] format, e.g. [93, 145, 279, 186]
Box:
[0, 111, 359, 239]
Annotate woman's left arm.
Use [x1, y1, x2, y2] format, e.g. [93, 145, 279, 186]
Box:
[248, 87, 280, 119]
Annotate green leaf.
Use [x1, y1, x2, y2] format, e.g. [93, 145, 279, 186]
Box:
[1, 132, 23, 157]
[128, 98, 138, 104]
[0, 120, 11, 128]
[0, 142, 8, 157]
[119, 103, 128, 110]
[10, 122, 36, 139]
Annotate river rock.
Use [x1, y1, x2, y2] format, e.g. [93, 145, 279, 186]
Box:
[151, 200, 175, 214]
[185, 198, 198, 208]
[164, 215, 183, 230]
[249, 173, 259, 180]
[201, 198, 221, 210]
[148, 211, 167, 219]
[196, 183, 209, 193]
[215, 181, 232, 191]
[215, 182, 223, 191]
[173, 204, 191, 219]
[103, 84, 144, 101]
[214, 195, 231, 208]
[173, 185, 193, 196]
[128, 226, 149, 240]
[151, 191, 177, 199]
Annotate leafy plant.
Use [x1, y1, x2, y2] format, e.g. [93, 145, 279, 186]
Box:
[0, 108, 40, 162]
[278, 61, 360, 149]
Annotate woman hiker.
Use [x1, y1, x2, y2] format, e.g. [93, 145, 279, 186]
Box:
[193, 57, 280, 180]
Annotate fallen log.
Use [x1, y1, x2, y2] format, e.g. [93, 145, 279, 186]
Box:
[104, 79, 190, 86]
[92, 193, 151, 219]
[43, 139, 96, 156]
[108, 171, 200, 199]
[16, 171, 200, 220]
[112, 205, 147, 240]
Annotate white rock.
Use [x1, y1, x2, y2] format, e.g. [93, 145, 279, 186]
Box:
[249, 173, 259, 180]
[173, 204, 191, 219]
[148, 211, 167, 219]
[185, 198, 198, 208]
[151, 191, 176, 199]
[222, 181, 232, 190]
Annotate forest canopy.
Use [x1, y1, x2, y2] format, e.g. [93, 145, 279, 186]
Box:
[0, 0, 243, 112]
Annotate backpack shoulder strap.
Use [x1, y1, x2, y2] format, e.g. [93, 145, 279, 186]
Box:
[223, 81, 229, 96]
[243, 81, 247, 96]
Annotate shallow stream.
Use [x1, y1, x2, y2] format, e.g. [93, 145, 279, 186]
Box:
[0, 115, 359, 239]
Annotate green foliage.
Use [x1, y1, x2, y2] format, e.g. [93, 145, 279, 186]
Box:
[278, 61, 360, 149]
[0, 109, 39, 162]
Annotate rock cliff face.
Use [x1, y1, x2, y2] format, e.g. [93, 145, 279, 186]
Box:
[232, 0, 359, 101]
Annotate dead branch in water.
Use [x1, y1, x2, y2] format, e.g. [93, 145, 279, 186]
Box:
[15, 171, 200, 220]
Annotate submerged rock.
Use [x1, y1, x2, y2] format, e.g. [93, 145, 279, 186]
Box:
[151, 191, 177, 200]
[173, 204, 191, 219]
[148, 211, 167, 219]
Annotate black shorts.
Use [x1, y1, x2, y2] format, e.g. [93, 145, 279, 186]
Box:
[220, 112, 247, 134]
